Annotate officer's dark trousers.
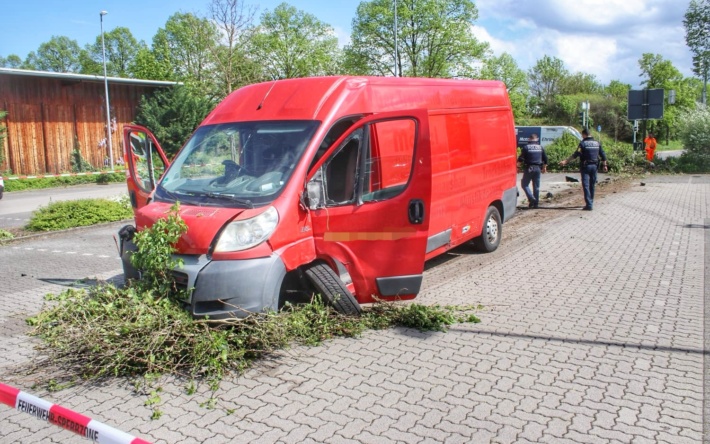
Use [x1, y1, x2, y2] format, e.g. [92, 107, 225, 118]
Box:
[521, 165, 541, 206]
[581, 164, 598, 209]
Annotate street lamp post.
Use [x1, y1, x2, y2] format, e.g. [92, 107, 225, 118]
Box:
[393, 0, 398, 77]
[100, 10, 114, 171]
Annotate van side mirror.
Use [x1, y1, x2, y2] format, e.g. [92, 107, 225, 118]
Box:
[305, 170, 325, 210]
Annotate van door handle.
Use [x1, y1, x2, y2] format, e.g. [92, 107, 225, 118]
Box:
[408, 199, 424, 224]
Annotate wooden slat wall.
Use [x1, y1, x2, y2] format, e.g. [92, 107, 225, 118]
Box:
[0, 74, 162, 175]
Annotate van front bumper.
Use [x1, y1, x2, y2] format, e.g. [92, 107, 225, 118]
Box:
[119, 225, 286, 320]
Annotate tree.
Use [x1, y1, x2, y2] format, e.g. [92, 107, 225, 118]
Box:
[23, 36, 82, 72]
[83, 27, 143, 77]
[152, 13, 220, 94]
[602, 80, 632, 142]
[0, 54, 22, 68]
[638, 53, 699, 141]
[251, 3, 342, 80]
[684, 0, 710, 104]
[479, 52, 529, 119]
[135, 86, 216, 158]
[560, 72, 602, 95]
[128, 47, 173, 80]
[605, 79, 631, 101]
[638, 53, 683, 89]
[344, 0, 488, 78]
[206, 0, 260, 96]
[528, 55, 569, 115]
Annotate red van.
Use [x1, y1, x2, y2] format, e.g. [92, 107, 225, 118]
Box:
[119, 76, 517, 318]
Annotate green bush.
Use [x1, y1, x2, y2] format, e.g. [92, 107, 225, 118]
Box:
[544, 132, 643, 174]
[70, 138, 94, 173]
[135, 86, 215, 158]
[26, 197, 133, 231]
[4, 173, 125, 192]
[674, 152, 710, 173]
[675, 105, 710, 173]
[678, 104, 710, 156]
[544, 132, 582, 171]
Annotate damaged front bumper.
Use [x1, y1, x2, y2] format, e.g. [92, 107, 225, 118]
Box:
[118, 225, 287, 320]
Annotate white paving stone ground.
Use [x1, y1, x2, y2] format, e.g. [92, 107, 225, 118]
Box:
[0, 175, 707, 443]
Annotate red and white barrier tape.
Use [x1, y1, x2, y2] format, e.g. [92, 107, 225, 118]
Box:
[0, 382, 151, 443]
[5, 171, 127, 180]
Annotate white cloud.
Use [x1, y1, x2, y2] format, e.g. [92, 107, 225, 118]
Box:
[474, 0, 694, 87]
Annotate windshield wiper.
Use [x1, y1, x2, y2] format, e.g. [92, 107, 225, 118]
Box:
[204, 192, 254, 208]
[156, 186, 185, 202]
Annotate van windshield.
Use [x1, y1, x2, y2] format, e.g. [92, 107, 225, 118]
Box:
[155, 121, 319, 207]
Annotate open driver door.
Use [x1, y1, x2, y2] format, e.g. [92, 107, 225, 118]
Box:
[123, 125, 170, 210]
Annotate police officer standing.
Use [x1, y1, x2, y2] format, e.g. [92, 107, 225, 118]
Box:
[560, 128, 608, 211]
[518, 133, 547, 208]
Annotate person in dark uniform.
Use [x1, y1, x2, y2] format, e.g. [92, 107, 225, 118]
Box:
[560, 128, 608, 211]
[518, 133, 548, 208]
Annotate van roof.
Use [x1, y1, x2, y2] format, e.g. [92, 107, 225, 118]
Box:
[203, 76, 511, 125]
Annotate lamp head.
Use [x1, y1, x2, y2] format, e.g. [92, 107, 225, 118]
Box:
[100, 10, 108, 16]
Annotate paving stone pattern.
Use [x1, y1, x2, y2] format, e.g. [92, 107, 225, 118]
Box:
[0, 176, 707, 443]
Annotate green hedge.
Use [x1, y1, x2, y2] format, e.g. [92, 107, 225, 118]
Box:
[26, 197, 133, 231]
[4, 172, 125, 192]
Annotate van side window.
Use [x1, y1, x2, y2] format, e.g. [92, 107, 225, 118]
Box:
[321, 117, 416, 206]
[361, 118, 416, 202]
[324, 131, 362, 204]
[310, 117, 360, 171]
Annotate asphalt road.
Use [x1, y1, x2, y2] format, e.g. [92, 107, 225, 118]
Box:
[0, 183, 128, 229]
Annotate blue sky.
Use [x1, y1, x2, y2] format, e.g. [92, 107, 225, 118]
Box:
[0, 0, 694, 88]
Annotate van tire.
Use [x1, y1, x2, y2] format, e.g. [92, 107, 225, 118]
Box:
[304, 263, 362, 316]
[473, 206, 502, 252]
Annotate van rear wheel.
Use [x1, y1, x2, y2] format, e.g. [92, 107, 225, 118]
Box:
[303, 263, 362, 316]
[473, 206, 502, 252]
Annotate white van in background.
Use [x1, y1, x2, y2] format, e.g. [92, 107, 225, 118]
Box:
[515, 126, 582, 149]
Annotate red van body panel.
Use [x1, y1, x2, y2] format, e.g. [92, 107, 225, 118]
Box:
[120, 76, 517, 318]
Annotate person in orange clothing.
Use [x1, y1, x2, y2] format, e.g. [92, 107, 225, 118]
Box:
[644, 132, 657, 162]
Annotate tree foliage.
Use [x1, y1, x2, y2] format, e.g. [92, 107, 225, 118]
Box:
[561, 72, 602, 95]
[207, 0, 260, 97]
[638, 53, 701, 139]
[479, 52, 529, 119]
[684, 0, 710, 102]
[134, 86, 216, 157]
[128, 47, 173, 81]
[344, 0, 488, 78]
[82, 27, 143, 77]
[23, 36, 82, 72]
[251, 3, 342, 80]
[528, 55, 569, 115]
[152, 13, 220, 95]
[0, 54, 22, 68]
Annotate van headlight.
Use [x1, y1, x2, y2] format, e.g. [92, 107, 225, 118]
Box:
[214, 206, 279, 252]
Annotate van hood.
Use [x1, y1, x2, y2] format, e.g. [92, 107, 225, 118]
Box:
[135, 202, 243, 255]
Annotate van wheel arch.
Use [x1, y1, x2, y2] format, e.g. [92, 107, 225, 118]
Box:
[278, 261, 362, 316]
[473, 204, 502, 253]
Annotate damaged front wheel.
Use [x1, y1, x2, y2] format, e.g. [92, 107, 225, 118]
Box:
[303, 263, 362, 316]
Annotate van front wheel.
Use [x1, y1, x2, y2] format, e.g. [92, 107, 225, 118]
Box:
[473, 206, 502, 252]
[304, 263, 362, 316]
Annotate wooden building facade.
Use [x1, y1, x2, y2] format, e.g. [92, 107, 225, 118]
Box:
[0, 68, 177, 176]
